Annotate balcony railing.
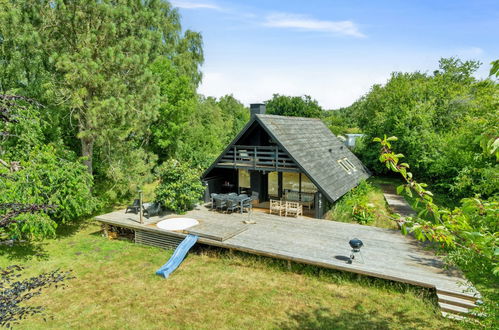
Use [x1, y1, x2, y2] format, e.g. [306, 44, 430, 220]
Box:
[215, 145, 299, 172]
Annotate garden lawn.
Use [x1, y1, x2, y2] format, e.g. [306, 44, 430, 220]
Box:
[0, 223, 462, 329]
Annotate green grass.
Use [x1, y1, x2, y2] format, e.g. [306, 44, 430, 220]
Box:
[0, 222, 462, 329]
[325, 178, 399, 229]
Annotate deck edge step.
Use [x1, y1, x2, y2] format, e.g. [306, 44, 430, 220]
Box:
[441, 311, 465, 321]
[438, 302, 471, 316]
[436, 287, 481, 301]
[437, 293, 478, 309]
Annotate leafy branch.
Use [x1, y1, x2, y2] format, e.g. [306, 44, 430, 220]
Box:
[0, 204, 57, 228]
[0, 94, 43, 125]
[0, 265, 74, 328]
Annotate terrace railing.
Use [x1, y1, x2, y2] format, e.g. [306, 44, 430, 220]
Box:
[215, 145, 299, 172]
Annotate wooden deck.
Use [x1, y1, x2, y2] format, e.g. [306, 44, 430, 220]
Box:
[95, 205, 480, 317]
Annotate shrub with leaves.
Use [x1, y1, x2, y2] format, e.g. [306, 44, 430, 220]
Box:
[352, 204, 376, 225]
[350, 59, 498, 201]
[0, 146, 96, 239]
[0, 265, 73, 328]
[0, 94, 95, 240]
[154, 159, 204, 213]
[329, 180, 376, 225]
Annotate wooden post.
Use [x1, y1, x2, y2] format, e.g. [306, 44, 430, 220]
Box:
[233, 145, 236, 168]
[253, 146, 257, 169]
[102, 224, 109, 239]
[275, 145, 278, 170]
[139, 189, 144, 224]
[299, 173, 302, 201]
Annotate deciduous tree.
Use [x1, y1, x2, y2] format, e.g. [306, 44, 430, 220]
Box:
[0, 1, 204, 196]
[350, 58, 498, 200]
[265, 94, 323, 118]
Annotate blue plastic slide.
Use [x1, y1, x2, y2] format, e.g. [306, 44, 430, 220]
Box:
[155, 234, 198, 278]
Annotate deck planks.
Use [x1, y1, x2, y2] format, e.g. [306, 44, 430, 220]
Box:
[187, 222, 248, 241]
[95, 205, 478, 298]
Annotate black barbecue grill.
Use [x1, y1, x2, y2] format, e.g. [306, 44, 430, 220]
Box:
[348, 238, 364, 264]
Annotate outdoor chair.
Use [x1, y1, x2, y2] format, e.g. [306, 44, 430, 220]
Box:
[241, 197, 252, 213]
[285, 191, 300, 202]
[225, 199, 239, 213]
[227, 192, 237, 197]
[144, 202, 162, 219]
[285, 201, 302, 217]
[301, 193, 315, 210]
[270, 199, 284, 216]
[215, 197, 226, 212]
[210, 193, 218, 210]
[125, 199, 141, 214]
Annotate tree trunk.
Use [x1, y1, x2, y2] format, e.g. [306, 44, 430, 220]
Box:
[81, 138, 94, 175]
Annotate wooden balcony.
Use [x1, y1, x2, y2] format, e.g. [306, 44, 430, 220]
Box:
[215, 145, 299, 172]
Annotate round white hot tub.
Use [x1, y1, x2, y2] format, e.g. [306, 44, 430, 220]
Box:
[156, 218, 199, 231]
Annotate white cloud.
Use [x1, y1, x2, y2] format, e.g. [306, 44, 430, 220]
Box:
[171, 1, 220, 10]
[264, 13, 365, 38]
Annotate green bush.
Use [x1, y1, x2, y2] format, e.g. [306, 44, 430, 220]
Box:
[349, 58, 498, 201]
[1, 145, 96, 239]
[352, 204, 376, 224]
[154, 159, 204, 213]
[328, 180, 376, 225]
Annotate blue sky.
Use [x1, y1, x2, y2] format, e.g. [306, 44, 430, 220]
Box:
[172, 0, 499, 109]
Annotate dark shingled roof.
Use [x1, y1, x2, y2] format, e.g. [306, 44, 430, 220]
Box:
[255, 114, 370, 202]
[202, 114, 370, 203]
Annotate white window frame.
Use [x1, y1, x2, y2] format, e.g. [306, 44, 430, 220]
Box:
[343, 158, 357, 172]
[337, 159, 351, 174]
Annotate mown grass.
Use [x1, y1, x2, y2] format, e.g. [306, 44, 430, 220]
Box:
[0, 222, 462, 329]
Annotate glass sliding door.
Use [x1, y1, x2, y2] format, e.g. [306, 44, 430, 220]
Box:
[238, 169, 250, 193]
[301, 174, 317, 193]
[283, 172, 300, 192]
[268, 172, 279, 198]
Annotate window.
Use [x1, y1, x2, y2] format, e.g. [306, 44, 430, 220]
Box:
[338, 158, 356, 174]
[268, 172, 279, 197]
[238, 169, 250, 188]
[283, 172, 300, 191]
[344, 158, 356, 171]
[301, 174, 317, 193]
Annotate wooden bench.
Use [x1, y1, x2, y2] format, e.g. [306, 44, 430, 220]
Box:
[269, 199, 284, 216]
[285, 201, 303, 217]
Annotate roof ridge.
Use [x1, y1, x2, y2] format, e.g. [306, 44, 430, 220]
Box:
[256, 114, 323, 121]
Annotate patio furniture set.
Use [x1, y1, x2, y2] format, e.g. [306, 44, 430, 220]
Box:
[269, 199, 303, 217]
[125, 200, 162, 218]
[283, 191, 315, 210]
[210, 193, 254, 214]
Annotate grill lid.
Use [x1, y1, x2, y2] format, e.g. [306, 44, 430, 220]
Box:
[349, 238, 363, 249]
